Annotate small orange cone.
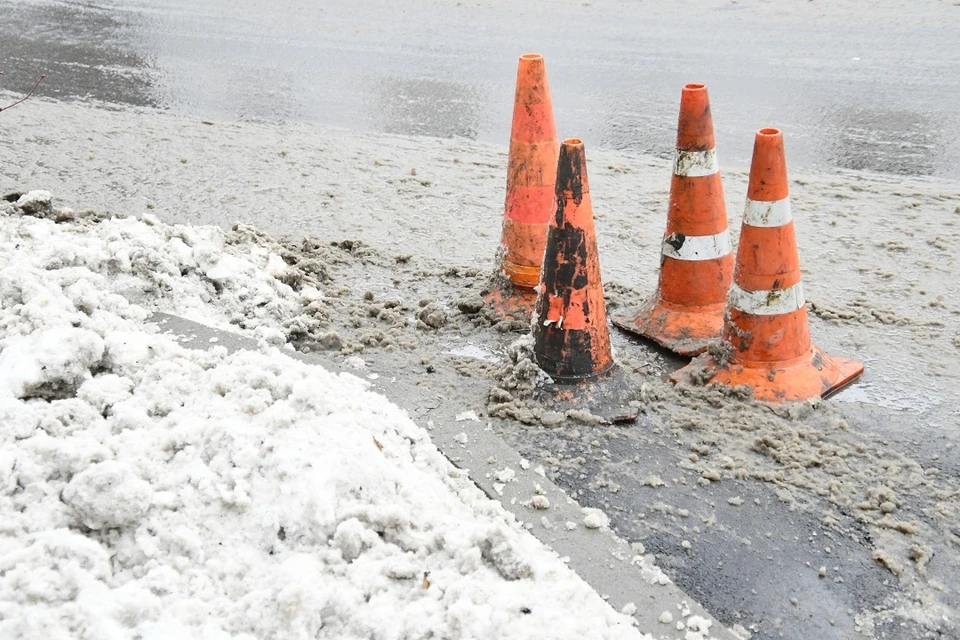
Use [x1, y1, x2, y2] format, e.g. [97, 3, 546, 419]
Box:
[672, 128, 863, 402]
[530, 139, 638, 423]
[486, 53, 560, 319]
[534, 138, 614, 380]
[614, 83, 733, 355]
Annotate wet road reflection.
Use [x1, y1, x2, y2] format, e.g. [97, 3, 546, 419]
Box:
[0, 0, 156, 108]
[374, 76, 483, 139]
[594, 101, 672, 159]
[819, 106, 939, 176]
[1, 0, 958, 178]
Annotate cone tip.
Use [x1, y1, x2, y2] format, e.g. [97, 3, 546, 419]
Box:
[747, 126, 788, 200]
[753, 127, 785, 156]
[676, 84, 715, 151]
[515, 53, 549, 89]
[556, 138, 588, 198]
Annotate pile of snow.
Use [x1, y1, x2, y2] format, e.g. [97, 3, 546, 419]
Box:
[0, 195, 645, 639]
[0, 190, 303, 342]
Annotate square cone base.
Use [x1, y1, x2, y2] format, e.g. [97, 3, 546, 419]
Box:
[670, 346, 864, 403]
[533, 366, 641, 423]
[613, 298, 726, 357]
[484, 285, 538, 323]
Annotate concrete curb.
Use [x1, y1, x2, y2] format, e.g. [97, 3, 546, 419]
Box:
[149, 312, 741, 640]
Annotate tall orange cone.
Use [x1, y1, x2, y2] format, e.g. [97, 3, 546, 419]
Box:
[534, 138, 613, 380]
[487, 53, 560, 319]
[614, 83, 733, 355]
[672, 128, 863, 402]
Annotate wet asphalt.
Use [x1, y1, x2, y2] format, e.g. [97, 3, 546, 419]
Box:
[498, 407, 920, 640]
[2, 0, 959, 178]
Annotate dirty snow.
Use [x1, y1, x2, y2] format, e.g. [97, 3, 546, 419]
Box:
[0, 198, 646, 638]
[3, 92, 960, 638]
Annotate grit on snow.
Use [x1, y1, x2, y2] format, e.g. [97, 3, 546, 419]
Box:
[0, 195, 645, 639]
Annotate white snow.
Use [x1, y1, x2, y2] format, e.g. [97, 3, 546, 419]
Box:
[495, 467, 516, 484]
[0, 198, 647, 639]
[530, 495, 550, 510]
[684, 615, 713, 640]
[583, 508, 611, 530]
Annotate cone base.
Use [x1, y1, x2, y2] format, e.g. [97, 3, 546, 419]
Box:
[670, 346, 864, 403]
[613, 298, 725, 357]
[533, 366, 640, 423]
[484, 284, 537, 323]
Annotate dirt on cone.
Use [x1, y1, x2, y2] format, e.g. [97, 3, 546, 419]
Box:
[672, 127, 863, 402]
[534, 139, 613, 382]
[613, 83, 733, 356]
[487, 53, 559, 319]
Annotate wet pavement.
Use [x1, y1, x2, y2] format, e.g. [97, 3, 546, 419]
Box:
[2, 0, 960, 178]
[501, 418, 906, 640]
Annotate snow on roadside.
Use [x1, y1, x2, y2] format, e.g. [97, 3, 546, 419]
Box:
[0, 195, 647, 639]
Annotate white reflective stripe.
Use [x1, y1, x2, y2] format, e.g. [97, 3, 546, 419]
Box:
[728, 281, 806, 316]
[673, 148, 718, 177]
[661, 230, 732, 261]
[743, 197, 792, 227]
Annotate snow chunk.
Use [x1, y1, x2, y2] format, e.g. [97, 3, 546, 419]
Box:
[582, 508, 610, 529]
[0, 327, 104, 399]
[77, 373, 134, 413]
[15, 190, 53, 216]
[344, 355, 366, 370]
[530, 495, 550, 510]
[204, 254, 249, 282]
[684, 615, 713, 640]
[61, 461, 152, 530]
[496, 467, 516, 483]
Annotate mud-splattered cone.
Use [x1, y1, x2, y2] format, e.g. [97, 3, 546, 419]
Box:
[486, 53, 560, 319]
[672, 128, 863, 402]
[613, 83, 733, 355]
[533, 139, 614, 381]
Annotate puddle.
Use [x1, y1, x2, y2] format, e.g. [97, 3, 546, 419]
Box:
[444, 344, 500, 363]
[832, 379, 943, 413]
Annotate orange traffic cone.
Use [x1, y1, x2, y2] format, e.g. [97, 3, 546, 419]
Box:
[531, 139, 638, 422]
[614, 83, 733, 355]
[486, 53, 560, 319]
[534, 138, 613, 380]
[672, 128, 863, 402]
